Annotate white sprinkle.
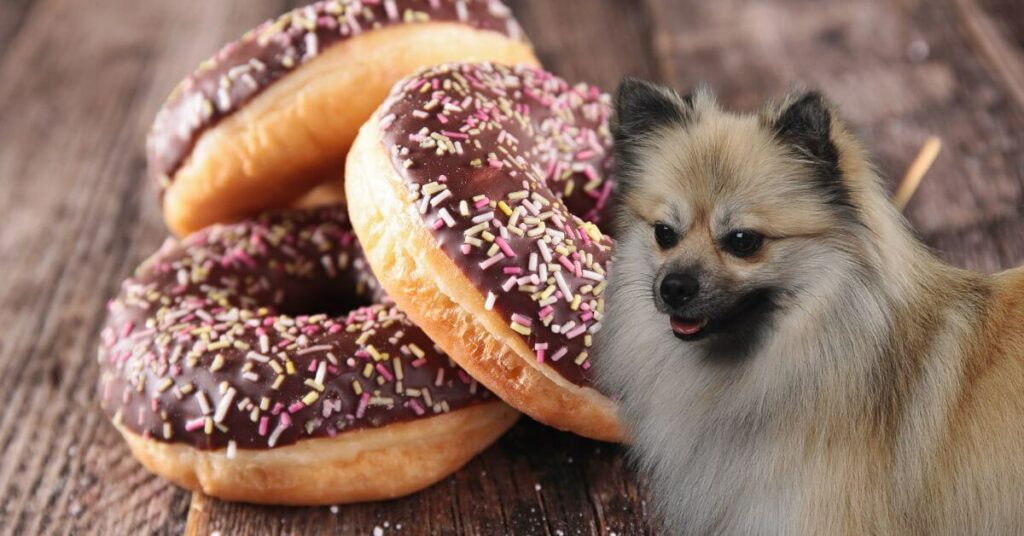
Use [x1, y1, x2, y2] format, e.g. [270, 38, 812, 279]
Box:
[315, 360, 327, 386]
[213, 388, 236, 423]
[554, 271, 574, 302]
[226, 440, 237, 459]
[484, 292, 497, 311]
[246, 351, 270, 362]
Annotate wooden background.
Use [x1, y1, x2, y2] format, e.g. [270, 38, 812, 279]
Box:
[1, 0, 1022, 534]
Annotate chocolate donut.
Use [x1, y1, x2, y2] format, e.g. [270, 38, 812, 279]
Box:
[98, 205, 518, 504]
[346, 63, 622, 441]
[150, 0, 539, 236]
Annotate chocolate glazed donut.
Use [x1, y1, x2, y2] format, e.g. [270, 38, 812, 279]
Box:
[98, 205, 518, 505]
[346, 63, 622, 442]
[149, 0, 539, 236]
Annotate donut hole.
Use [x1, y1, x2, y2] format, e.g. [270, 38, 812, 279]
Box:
[275, 286, 373, 318]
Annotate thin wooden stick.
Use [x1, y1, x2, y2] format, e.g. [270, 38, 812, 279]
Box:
[894, 136, 942, 211]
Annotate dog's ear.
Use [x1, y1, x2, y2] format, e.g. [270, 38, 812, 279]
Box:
[769, 91, 848, 206]
[613, 78, 693, 140]
[771, 91, 838, 166]
[613, 79, 703, 194]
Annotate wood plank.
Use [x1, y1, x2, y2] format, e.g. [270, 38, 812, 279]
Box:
[184, 420, 653, 536]
[0, 0, 34, 55]
[0, 0, 291, 533]
[645, 0, 1024, 246]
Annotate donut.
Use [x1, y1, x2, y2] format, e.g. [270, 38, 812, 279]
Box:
[148, 0, 540, 236]
[345, 63, 622, 442]
[97, 205, 518, 505]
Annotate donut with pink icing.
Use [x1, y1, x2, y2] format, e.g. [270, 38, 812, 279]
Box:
[98, 204, 518, 504]
[346, 63, 622, 441]
[149, 0, 539, 236]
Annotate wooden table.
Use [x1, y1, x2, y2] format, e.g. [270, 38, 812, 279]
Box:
[1, 0, 1021, 534]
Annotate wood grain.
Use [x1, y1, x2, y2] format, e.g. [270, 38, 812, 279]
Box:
[1, 0, 1023, 534]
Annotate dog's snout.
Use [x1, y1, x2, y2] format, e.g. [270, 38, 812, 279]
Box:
[660, 273, 700, 307]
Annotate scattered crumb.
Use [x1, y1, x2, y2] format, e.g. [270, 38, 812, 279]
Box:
[534, 483, 542, 491]
[373, 526, 384, 536]
[330, 505, 339, 514]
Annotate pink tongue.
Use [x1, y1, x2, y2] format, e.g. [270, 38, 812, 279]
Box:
[671, 317, 705, 336]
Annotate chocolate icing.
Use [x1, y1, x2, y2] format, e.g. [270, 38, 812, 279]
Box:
[147, 0, 527, 190]
[378, 63, 616, 387]
[98, 205, 493, 450]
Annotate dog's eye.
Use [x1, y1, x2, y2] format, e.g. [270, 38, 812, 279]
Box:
[654, 223, 679, 249]
[722, 230, 763, 258]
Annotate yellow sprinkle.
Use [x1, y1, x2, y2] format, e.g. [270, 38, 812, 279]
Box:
[157, 378, 174, 392]
[540, 285, 557, 300]
[510, 322, 532, 336]
[302, 391, 320, 405]
[393, 357, 404, 381]
[304, 379, 325, 392]
[352, 381, 363, 395]
[582, 222, 604, 242]
[204, 418, 213, 435]
[498, 201, 512, 216]
[272, 375, 285, 390]
[210, 354, 225, 372]
[367, 345, 383, 362]
[574, 351, 589, 365]
[260, 397, 270, 411]
[269, 360, 283, 374]
[408, 343, 425, 359]
[285, 359, 296, 375]
[363, 363, 374, 378]
[163, 422, 173, 439]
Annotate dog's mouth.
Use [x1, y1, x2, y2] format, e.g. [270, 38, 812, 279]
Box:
[670, 316, 709, 341]
[667, 288, 779, 344]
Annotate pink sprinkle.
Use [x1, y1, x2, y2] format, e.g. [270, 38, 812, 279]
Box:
[489, 159, 503, 169]
[511, 313, 532, 327]
[121, 321, 135, 338]
[408, 399, 425, 416]
[538, 306, 554, 319]
[279, 412, 292, 428]
[288, 402, 304, 414]
[461, 244, 472, 255]
[503, 266, 523, 275]
[375, 363, 394, 382]
[559, 255, 575, 272]
[535, 347, 546, 363]
[437, 113, 449, 124]
[495, 237, 516, 257]
[441, 130, 469, 139]
[308, 360, 318, 372]
[411, 358, 428, 368]
[474, 197, 491, 209]
[580, 311, 594, 322]
[582, 361, 592, 370]
[566, 324, 588, 339]
[576, 149, 595, 160]
[432, 218, 445, 230]
[551, 347, 568, 362]
[184, 418, 205, 432]
[355, 392, 370, 418]
[438, 174, 448, 182]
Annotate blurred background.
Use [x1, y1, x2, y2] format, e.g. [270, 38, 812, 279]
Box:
[0, 0, 1021, 534]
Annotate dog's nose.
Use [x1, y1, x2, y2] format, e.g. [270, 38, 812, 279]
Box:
[660, 273, 699, 307]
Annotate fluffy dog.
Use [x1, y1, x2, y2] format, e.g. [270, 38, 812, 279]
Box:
[595, 79, 1024, 534]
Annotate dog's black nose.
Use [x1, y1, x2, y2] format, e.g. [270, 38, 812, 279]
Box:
[660, 273, 699, 307]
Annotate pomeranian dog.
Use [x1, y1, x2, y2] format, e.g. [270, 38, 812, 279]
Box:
[595, 79, 1024, 534]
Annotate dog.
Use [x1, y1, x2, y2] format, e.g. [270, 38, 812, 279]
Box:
[595, 79, 1024, 534]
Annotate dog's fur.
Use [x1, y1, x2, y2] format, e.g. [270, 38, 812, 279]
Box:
[595, 79, 1024, 534]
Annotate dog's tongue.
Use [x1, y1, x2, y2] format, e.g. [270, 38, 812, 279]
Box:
[671, 317, 707, 336]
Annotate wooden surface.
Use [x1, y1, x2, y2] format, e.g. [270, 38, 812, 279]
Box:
[0, 0, 1021, 534]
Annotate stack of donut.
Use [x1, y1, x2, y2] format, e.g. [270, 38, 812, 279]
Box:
[98, 0, 622, 505]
